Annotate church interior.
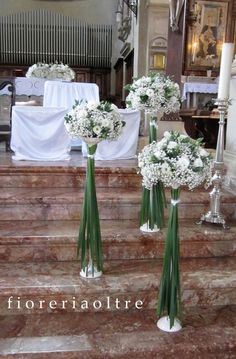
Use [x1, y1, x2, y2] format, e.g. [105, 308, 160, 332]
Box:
[0, 0, 236, 357]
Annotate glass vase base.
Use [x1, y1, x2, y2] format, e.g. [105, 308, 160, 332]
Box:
[80, 265, 102, 279]
[140, 222, 160, 233]
[157, 316, 182, 332]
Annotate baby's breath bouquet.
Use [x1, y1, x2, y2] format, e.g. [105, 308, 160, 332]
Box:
[139, 131, 212, 331]
[126, 73, 182, 232]
[65, 101, 124, 278]
[126, 73, 181, 145]
[26, 62, 50, 79]
[138, 131, 212, 190]
[26, 61, 75, 81]
[47, 62, 75, 81]
[126, 73, 181, 116]
[64, 101, 124, 141]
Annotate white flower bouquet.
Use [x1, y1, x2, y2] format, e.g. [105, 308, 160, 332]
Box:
[47, 62, 75, 81]
[125, 73, 181, 115]
[138, 131, 212, 190]
[126, 74, 182, 233]
[64, 101, 125, 278]
[26, 61, 75, 81]
[26, 62, 50, 79]
[64, 101, 124, 141]
[139, 131, 212, 331]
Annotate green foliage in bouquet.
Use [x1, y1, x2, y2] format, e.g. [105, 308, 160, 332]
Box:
[139, 131, 212, 327]
[64, 101, 125, 276]
[126, 73, 182, 231]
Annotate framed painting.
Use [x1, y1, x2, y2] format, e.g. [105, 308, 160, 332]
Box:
[186, 1, 228, 71]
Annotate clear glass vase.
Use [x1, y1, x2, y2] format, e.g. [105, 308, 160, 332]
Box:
[79, 141, 103, 279]
[157, 187, 181, 330]
[140, 112, 166, 232]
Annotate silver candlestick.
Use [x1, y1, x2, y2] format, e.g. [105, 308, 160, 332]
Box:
[198, 98, 230, 230]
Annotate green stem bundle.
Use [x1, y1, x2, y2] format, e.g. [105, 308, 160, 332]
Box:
[157, 188, 181, 329]
[149, 118, 157, 143]
[78, 144, 103, 275]
[140, 114, 166, 230]
[140, 182, 166, 229]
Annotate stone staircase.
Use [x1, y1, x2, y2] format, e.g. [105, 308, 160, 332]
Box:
[0, 152, 235, 358]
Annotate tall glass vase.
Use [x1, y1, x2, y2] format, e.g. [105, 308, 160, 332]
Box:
[140, 112, 166, 232]
[148, 116, 157, 143]
[79, 139, 103, 279]
[156, 187, 182, 332]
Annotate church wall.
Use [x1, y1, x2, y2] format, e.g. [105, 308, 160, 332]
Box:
[146, 3, 169, 73]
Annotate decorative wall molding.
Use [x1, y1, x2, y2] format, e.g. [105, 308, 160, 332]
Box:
[118, 16, 132, 42]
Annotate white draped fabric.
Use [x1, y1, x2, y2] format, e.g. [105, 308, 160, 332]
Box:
[43, 81, 100, 147]
[182, 82, 218, 99]
[0, 78, 47, 96]
[10, 106, 71, 161]
[43, 81, 100, 108]
[82, 109, 141, 160]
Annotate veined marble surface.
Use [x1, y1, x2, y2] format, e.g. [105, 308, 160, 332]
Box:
[0, 307, 236, 358]
[0, 219, 235, 263]
[0, 146, 235, 358]
[0, 257, 235, 316]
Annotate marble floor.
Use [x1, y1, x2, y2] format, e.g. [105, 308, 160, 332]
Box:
[0, 146, 138, 168]
[0, 306, 236, 358]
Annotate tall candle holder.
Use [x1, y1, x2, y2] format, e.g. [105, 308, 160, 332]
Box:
[198, 98, 230, 230]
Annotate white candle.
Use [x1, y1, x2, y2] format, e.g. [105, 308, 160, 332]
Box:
[218, 43, 234, 100]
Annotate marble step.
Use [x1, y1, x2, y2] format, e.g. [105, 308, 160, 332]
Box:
[0, 220, 235, 263]
[0, 154, 141, 189]
[0, 306, 235, 358]
[0, 165, 141, 189]
[0, 258, 235, 315]
[0, 187, 235, 221]
[0, 152, 219, 190]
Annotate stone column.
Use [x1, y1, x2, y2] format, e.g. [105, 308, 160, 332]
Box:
[133, 0, 148, 77]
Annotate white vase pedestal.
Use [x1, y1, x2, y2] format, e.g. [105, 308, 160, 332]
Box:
[157, 316, 182, 332]
[80, 263, 102, 279]
[140, 222, 160, 233]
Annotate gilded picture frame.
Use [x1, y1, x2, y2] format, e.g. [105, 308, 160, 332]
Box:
[186, 1, 228, 71]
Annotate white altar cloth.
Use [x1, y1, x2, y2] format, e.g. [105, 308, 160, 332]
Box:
[182, 82, 218, 99]
[0, 78, 47, 96]
[82, 109, 141, 160]
[11, 106, 71, 161]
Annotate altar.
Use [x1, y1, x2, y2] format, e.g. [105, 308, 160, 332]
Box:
[182, 81, 218, 108]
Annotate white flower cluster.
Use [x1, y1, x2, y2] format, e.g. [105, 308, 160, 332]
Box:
[64, 101, 125, 141]
[138, 131, 212, 190]
[126, 74, 181, 115]
[26, 62, 75, 81]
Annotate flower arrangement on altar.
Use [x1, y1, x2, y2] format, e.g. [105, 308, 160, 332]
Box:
[64, 101, 125, 141]
[139, 131, 212, 331]
[26, 61, 75, 81]
[125, 73, 182, 115]
[64, 101, 125, 279]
